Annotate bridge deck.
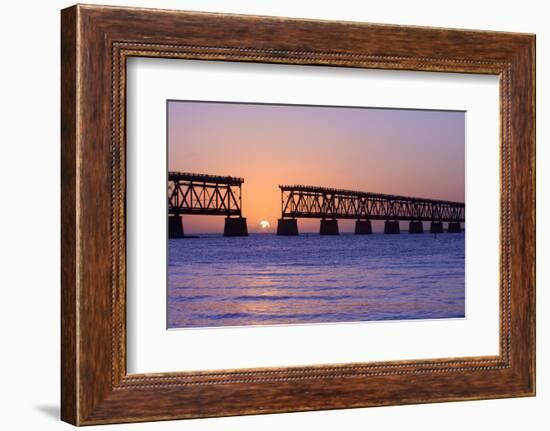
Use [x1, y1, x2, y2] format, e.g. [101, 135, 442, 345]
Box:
[168, 171, 244, 185]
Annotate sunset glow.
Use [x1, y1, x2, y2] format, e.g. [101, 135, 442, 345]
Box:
[168, 101, 465, 234]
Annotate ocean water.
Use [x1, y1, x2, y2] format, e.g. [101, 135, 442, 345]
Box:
[167, 233, 465, 329]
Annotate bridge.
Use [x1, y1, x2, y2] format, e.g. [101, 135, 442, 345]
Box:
[168, 172, 248, 237]
[277, 185, 465, 235]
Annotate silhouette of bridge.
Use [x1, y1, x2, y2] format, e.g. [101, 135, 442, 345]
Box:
[277, 185, 465, 235]
[168, 172, 248, 237]
[167, 173, 465, 237]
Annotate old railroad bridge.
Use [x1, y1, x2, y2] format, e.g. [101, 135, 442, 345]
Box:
[168, 172, 465, 238]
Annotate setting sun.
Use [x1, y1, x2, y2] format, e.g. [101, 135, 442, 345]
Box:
[259, 220, 270, 229]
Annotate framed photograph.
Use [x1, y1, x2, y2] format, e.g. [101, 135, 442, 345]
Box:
[61, 4, 535, 425]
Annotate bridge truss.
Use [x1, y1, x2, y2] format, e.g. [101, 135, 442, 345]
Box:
[168, 172, 243, 217]
[279, 185, 464, 222]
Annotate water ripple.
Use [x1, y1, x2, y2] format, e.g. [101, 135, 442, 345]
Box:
[167, 233, 465, 328]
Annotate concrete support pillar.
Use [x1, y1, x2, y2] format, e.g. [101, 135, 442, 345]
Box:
[384, 220, 400, 234]
[409, 221, 424, 234]
[448, 222, 462, 233]
[277, 218, 299, 236]
[355, 220, 372, 235]
[168, 215, 184, 238]
[224, 217, 248, 237]
[320, 219, 339, 235]
[430, 221, 444, 234]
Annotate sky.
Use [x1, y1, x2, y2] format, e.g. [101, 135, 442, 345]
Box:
[168, 101, 465, 234]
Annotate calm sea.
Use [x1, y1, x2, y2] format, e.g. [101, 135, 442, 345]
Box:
[167, 233, 465, 329]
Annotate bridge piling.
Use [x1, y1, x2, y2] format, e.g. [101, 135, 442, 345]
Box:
[277, 218, 299, 235]
[384, 220, 400, 234]
[409, 221, 424, 234]
[430, 221, 444, 234]
[224, 217, 248, 237]
[448, 222, 462, 233]
[355, 220, 372, 235]
[168, 215, 185, 238]
[320, 219, 339, 235]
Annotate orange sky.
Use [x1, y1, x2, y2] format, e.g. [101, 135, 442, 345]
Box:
[168, 101, 465, 233]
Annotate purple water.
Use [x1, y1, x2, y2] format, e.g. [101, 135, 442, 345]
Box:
[167, 233, 465, 329]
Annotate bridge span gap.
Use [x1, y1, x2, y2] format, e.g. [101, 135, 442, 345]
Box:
[277, 185, 464, 236]
[168, 172, 248, 238]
